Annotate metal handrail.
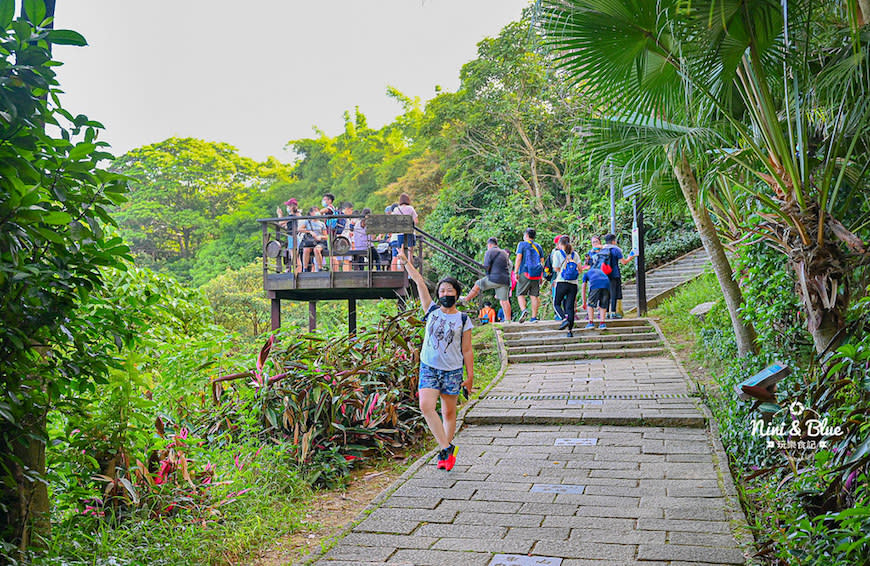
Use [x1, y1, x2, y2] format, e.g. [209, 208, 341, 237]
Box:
[413, 226, 485, 272]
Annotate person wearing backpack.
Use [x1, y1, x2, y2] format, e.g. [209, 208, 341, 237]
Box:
[546, 234, 566, 321]
[552, 235, 581, 337]
[461, 237, 512, 322]
[513, 228, 545, 323]
[601, 233, 637, 318]
[398, 251, 473, 472]
[581, 266, 611, 329]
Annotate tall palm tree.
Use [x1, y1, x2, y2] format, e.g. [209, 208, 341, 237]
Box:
[540, 0, 759, 356]
[541, 0, 870, 355]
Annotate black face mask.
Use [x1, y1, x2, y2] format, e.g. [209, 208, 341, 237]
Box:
[438, 295, 457, 308]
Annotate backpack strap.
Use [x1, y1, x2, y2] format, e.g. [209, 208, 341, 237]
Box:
[423, 303, 469, 327]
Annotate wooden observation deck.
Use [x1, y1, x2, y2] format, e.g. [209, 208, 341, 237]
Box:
[259, 213, 486, 333]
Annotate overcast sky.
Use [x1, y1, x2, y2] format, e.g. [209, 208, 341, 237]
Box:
[52, 1, 530, 162]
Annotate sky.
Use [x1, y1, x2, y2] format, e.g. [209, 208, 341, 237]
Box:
[52, 0, 530, 162]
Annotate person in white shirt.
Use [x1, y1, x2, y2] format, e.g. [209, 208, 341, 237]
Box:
[399, 251, 473, 472]
[552, 235, 582, 337]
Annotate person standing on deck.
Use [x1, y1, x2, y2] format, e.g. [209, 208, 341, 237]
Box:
[399, 251, 473, 472]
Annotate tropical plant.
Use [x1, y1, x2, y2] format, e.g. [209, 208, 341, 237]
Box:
[0, 2, 137, 553]
[539, 0, 759, 355]
[540, 0, 870, 355]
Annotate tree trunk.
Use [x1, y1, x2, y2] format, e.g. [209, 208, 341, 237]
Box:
[1, 412, 50, 553]
[789, 244, 847, 354]
[668, 147, 758, 356]
[858, 0, 870, 26]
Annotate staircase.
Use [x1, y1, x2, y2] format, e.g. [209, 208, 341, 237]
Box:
[501, 318, 665, 363]
[621, 247, 710, 314]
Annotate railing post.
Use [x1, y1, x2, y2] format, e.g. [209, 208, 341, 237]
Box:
[309, 301, 317, 332]
[348, 298, 357, 335]
[635, 197, 647, 316]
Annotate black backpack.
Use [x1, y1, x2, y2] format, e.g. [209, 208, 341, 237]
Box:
[543, 251, 556, 282]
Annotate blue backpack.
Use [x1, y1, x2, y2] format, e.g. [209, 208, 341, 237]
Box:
[521, 242, 544, 279]
[559, 250, 580, 281]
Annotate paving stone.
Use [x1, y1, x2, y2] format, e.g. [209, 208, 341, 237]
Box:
[532, 540, 638, 561]
[518, 502, 583, 516]
[324, 545, 395, 562]
[637, 543, 745, 564]
[414, 523, 508, 539]
[668, 531, 739, 547]
[664, 505, 727, 521]
[541, 516, 636, 531]
[366, 507, 458, 524]
[573, 505, 663, 519]
[354, 519, 419, 535]
[489, 555, 562, 566]
[636, 518, 732, 533]
[340, 532, 437, 548]
[455, 511, 545, 527]
[382, 496, 442, 509]
[436, 499, 524, 514]
[505, 526, 571, 541]
[431, 537, 537, 554]
[387, 549, 491, 565]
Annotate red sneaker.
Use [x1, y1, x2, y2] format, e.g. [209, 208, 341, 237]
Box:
[436, 447, 448, 469]
[443, 444, 458, 471]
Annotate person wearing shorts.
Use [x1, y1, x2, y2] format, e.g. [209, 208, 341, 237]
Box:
[400, 251, 473, 472]
[460, 237, 511, 322]
[513, 228, 544, 322]
[582, 266, 611, 329]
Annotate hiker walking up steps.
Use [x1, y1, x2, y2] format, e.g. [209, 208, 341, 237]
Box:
[552, 235, 581, 337]
[514, 228, 545, 323]
[399, 251, 474, 471]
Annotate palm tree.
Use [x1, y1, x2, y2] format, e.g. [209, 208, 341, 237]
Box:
[541, 0, 870, 355]
[540, 0, 759, 356]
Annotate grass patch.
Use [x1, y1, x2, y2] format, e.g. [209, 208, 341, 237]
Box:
[470, 323, 501, 397]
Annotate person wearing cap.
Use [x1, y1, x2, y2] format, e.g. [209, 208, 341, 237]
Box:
[276, 198, 301, 272]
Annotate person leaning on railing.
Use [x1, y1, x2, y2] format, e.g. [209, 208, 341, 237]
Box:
[276, 197, 301, 272]
[299, 206, 328, 272]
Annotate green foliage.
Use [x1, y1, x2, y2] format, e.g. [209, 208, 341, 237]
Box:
[111, 138, 294, 282]
[0, 9, 133, 552]
[654, 263, 870, 564]
[201, 261, 270, 339]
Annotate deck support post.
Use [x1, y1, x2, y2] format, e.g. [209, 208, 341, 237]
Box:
[270, 297, 281, 331]
[348, 299, 357, 335]
[309, 301, 317, 332]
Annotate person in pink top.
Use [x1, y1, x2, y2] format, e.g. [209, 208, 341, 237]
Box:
[391, 193, 419, 271]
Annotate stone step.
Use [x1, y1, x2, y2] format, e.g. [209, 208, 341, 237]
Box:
[506, 338, 663, 355]
[508, 347, 667, 363]
[503, 330, 659, 347]
[500, 318, 649, 333]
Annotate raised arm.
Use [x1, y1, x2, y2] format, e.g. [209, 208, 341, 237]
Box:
[399, 251, 432, 311]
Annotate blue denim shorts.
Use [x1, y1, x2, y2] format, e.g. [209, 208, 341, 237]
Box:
[418, 363, 463, 395]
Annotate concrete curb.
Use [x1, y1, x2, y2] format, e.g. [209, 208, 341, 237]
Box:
[295, 324, 511, 566]
[648, 317, 758, 565]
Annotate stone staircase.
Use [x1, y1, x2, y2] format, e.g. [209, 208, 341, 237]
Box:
[501, 318, 665, 363]
[621, 247, 710, 314]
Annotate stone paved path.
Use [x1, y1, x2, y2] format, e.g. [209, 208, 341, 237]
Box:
[308, 321, 749, 566]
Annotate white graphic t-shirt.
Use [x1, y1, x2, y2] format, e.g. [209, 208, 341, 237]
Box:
[420, 308, 473, 371]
